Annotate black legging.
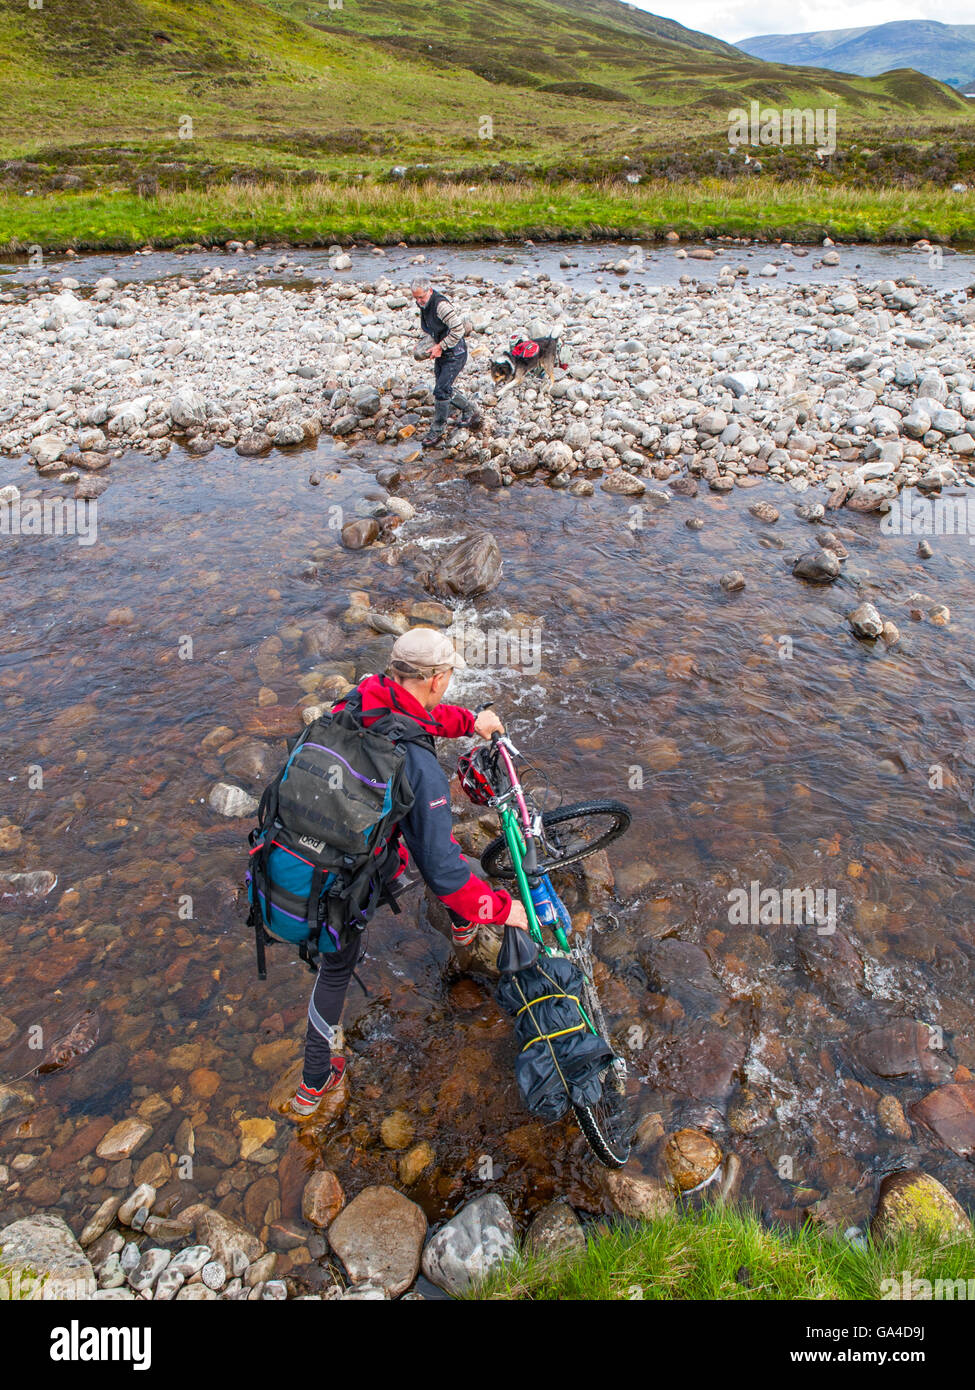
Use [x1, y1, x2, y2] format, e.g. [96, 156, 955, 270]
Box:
[433, 341, 470, 423]
[301, 873, 475, 1087]
[302, 935, 363, 1088]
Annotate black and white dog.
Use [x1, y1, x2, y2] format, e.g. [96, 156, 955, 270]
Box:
[489, 336, 565, 400]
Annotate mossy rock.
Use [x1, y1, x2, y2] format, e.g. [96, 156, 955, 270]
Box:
[871, 1170, 971, 1243]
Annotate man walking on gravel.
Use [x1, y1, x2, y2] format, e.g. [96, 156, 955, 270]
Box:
[411, 277, 482, 447]
[291, 628, 529, 1118]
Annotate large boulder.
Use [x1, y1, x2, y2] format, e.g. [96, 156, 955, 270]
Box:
[853, 1021, 953, 1082]
[422, 533, 502, 599]
[602, 1171, 674, 1221]
[179, 1206, 264, 1269]
[350, 384, 382, 417]
[871, 1171, 971, 1243]
[848, 602, 884, 640]
[341, 518, 380, 550]
[602, 469, 646, 497]
[302, 1170, 345, 1229]
[421, 1194, 517, 1296]
[911, 1083, 975, 1158]
[169, 388, 208, 429]
[792, 550, 840, 583]
[222, 739, 280, 787]
[29, 434, 68, 467]
[0, 1214, 96, 1297]
[327, 1186, 426, 1296]
[663, 1128, 723, 1193]
[524, 1201, 586, 1259]
[236, 432, 272, 457]
[298, 617, 344, 661]
[208, 782, 258, 819]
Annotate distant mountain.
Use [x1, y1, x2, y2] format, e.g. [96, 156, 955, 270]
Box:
[736, 19, 975, 89]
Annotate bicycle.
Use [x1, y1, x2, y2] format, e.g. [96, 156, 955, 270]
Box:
[457, 712, 635, 1167]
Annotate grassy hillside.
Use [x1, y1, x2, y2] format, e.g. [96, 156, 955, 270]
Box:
[0, 0, 969, 168]
[0, 0, 972, 250]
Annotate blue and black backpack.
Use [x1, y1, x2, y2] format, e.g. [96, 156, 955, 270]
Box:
[245, 690, 431, 978]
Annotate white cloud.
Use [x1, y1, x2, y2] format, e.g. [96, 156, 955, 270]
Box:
[633, 1, 975, 43]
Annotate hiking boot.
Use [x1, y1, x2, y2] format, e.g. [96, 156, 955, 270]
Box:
[424, 401, 450, 448]
[460, 408, 484, 431]
[290, 1057, 346, 1117]
[451, 920, 479, 948]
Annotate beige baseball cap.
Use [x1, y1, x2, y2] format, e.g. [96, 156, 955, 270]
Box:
[390, 627, 467, 673]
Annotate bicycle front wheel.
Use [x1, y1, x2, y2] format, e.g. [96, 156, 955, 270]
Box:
[479, 799, 631, 881]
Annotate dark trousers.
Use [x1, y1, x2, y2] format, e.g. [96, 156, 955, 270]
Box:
[432, 341, 470, 425]
[302, 935, 363, 1088]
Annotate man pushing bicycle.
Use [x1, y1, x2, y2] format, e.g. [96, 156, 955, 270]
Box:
[286, 628, 529, 1117]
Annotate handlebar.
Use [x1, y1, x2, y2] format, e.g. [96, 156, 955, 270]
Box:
[477, 701, 519, 755]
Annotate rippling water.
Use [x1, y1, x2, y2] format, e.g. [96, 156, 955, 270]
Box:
[3, 236, 974, 299]
[2, 425, 975, 1258]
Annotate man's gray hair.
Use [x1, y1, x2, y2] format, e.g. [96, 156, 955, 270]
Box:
[410, 276, 432, 293]
[388, 658, 448, 681]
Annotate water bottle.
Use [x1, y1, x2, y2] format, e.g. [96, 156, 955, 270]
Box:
[529, 878, 559, 928]
[529, 875, 571, 934]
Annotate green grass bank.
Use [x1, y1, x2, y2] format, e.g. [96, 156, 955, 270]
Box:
[469, 1204, 975, 1301]
[2, 177, 974, 255]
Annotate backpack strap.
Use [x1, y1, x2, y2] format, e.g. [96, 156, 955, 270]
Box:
[247, 895, 268, 981]
[306, 865, 327, 968]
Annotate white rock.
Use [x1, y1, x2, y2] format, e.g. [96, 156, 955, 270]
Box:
[386, 496, 416, 520]
[127, 1248, 171, 1292]
[208, 782, 258, 818]
[0, 1216, 96, 1298]
[170, 387, 208, 428]
[201, 1260, 227, 1291]
[169, 1245, 212, 1278]
[29, 433, 67, 465]
[118, 1183, 156, 1227]
[421, 1194, 517, 1297]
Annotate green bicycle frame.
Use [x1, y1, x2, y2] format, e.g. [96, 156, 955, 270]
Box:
[486, 729, 600, 1037]
[496, 800, 571, 954]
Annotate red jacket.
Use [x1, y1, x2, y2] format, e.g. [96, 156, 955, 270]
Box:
[336, 674, 512, 926]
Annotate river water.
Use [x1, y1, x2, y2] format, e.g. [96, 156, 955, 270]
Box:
[2, 244, 975, 1276]
[2, 236, 974, 298]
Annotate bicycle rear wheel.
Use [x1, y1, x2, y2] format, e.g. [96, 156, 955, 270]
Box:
[480, 799, 631, 881]
[572, 971, 632, 1168]
[573, 1068, 632, 1168]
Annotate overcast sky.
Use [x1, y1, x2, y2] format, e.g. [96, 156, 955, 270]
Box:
[635, 2, 971, 42]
